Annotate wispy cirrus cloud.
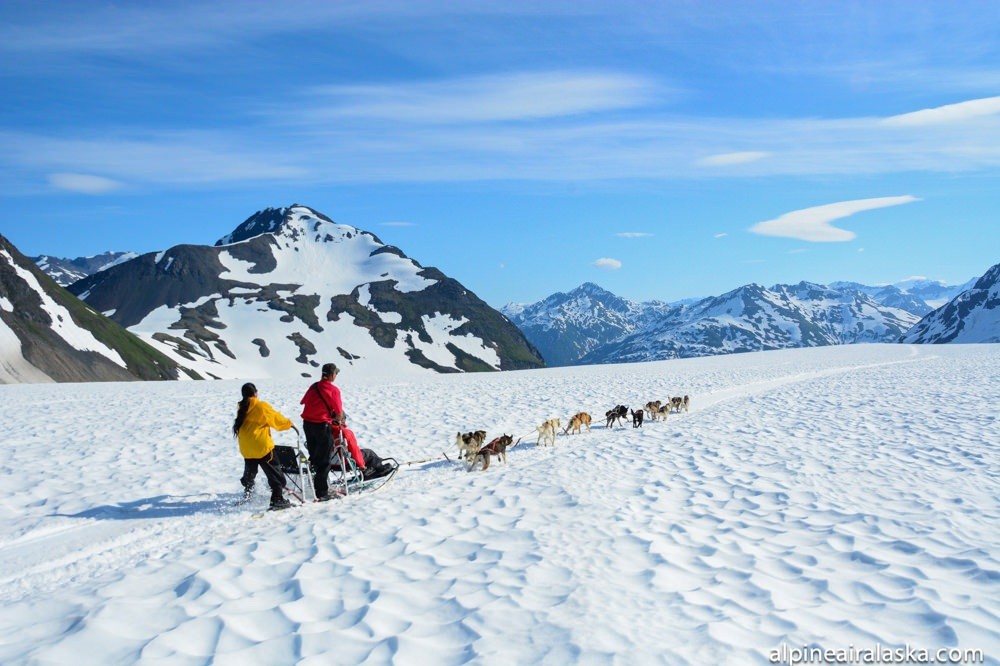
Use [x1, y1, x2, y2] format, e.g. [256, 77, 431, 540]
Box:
[0, 130, 305, 194]
[303, 71, 660, 124]
[593, 258, 622, 270]
[380, 221, 416, 227]
[48, 172, 122, 194]
[696, 151, 770, 167]
[883, 96, 1000, 126]
[616, 232, 652, 238]
[749, 196, 920, 242]
[4, 83, 1000, 195]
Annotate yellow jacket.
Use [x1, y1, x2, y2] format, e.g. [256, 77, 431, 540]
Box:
[238, 397, 293, 459]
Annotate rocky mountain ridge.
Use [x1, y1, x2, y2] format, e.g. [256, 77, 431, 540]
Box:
[0, 235, 185, 383]
[68, 205, 544, 379]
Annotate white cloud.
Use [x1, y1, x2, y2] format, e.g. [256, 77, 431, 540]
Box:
[883, 96, 1000, 126]
[308, 71, 658, 124]
[616, 232, 652, 238]
[48, 172, 122, 194]
[7, 90, 1000, 193]
[714, 232, 728, 238]
[749, 196, 920, 242]
[380, 221, 415, 227]
[592, 258, 622, 270]
[696, 151, 770, 167]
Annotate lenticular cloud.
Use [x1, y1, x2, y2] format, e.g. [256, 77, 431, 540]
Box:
[749, 195, 919, 242]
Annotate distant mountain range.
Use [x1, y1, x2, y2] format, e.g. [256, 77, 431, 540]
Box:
[65, 205, 544, 379]
[0, 235, 184, 383]
[8, 205, 995, 383]
[31, 251, 138, 287]
[502, 272, 989, 366]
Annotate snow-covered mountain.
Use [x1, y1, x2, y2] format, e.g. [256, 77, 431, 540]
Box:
[0, 235, 183, 383]
[68, 205, 544, 379]
[901, 262, 1000, 343]
[506, 281, 922, 365]
[830, 277, 973, 315]
[32, 251, 138, 286]
[500, 283, 671, 366]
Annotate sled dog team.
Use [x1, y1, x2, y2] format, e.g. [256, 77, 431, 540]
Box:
[456, 394, 691, 472]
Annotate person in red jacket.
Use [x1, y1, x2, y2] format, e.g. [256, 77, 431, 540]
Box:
[300, 363, 391, 500]
[234, 382, 299, 510]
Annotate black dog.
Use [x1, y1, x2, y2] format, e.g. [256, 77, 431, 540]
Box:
[630, 408, 644, 428]
[605, 404, 628, 428]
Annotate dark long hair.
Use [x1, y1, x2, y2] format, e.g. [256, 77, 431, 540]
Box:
[233, 382, 257, 437]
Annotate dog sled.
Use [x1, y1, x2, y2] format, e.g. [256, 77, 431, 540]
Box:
[327, 428, 399, 498]
[270, 430, 397, 504]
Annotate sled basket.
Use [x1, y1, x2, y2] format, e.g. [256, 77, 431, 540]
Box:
[273, 435, 315, 504]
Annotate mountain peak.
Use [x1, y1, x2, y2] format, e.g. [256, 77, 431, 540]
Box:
[214, 204, 383, 248]
[69, 205, 543, 378]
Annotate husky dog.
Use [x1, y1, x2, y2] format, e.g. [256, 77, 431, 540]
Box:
[644, 401, 662, 420]
[563, 412, 592, 435]
[469, 434, 513, 471]
[455, 430, 487, 460]
[656, 404, 671, 421]
[605, 404, 628, 428]
[682, 395, 690, 412]
[630, 409, 644, 428]
[536, 419, 559, 447]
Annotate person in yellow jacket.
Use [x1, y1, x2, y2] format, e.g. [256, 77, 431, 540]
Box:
[233, 382, 299, 510]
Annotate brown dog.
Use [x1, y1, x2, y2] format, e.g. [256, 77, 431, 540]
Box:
[469, 434, 512, 471]
[455, 430, 487, 460]
[563, 412, 592, 435]
[644, 400, 662, 420]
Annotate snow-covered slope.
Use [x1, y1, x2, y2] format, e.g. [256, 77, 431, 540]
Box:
[32, 251, 139, 286]
[0, 234, 182, 383]
[0, 344, 996, 663]
[507, 281, 921, 365]
[901, 262, 1000, 343]
[69, 205, 543, 379]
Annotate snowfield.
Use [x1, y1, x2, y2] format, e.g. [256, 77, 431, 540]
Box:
[0, 344, 997, 664]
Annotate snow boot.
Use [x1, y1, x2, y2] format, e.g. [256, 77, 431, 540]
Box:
[269, 497, 292, 511]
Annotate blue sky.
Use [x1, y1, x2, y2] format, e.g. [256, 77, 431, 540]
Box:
[1, 1, 998, 307]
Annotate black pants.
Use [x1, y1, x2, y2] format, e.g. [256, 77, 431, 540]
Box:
[241, 451, 285, 501]
[303, 420, 333, 497]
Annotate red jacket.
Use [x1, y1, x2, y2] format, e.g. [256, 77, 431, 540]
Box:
[300, 380, 365, 468]
[300, 379, 342, 423]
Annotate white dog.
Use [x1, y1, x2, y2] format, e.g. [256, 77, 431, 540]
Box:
[455, 430, 486, 460]
[536, 418, 559, 447]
